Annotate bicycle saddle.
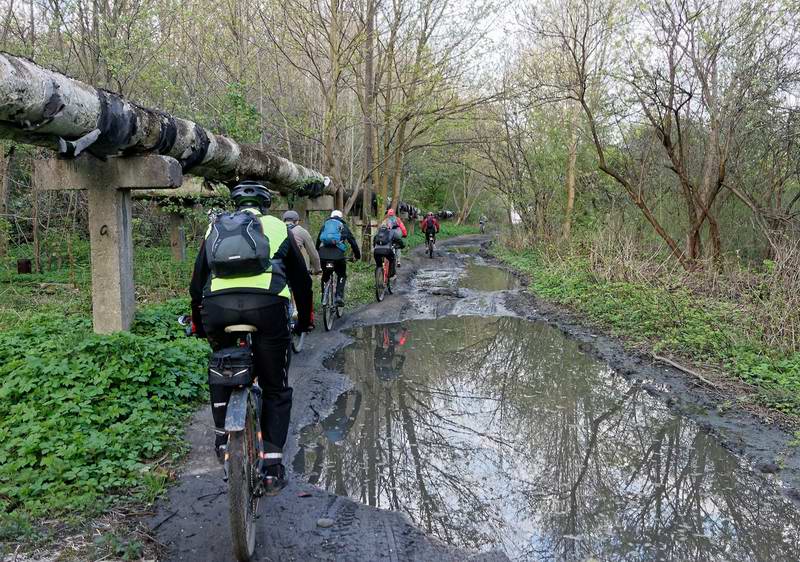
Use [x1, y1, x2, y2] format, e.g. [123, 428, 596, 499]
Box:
[224, 324, 258, 333]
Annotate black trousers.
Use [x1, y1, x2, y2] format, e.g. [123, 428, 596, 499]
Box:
[321, 258, 347, 298]
[374, 249, 396, 277]
[201, 294, 292, 465]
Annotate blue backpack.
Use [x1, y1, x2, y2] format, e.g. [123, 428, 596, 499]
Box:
[320, 218, 345, 250]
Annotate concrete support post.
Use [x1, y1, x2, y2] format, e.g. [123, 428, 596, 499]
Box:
[169, 212, 187, 262]
[87, 186, 135, 333]
[34, 153, 182, 334]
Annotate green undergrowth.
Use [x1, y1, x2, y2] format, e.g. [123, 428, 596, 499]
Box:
[345, 223, 479, 310]
[0, 245, 194, 331]
[0, 299, 208, 537]
[494, 246, 800, 416]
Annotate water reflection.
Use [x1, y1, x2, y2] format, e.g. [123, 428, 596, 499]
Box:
[293, 317, 800, 561]
[459, 263, 519, 291]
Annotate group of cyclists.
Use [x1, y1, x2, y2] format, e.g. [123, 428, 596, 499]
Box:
[188, 180, 445, 498]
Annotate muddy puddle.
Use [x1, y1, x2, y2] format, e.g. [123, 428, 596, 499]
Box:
[448, 245, 479, 254]
[459, 262, 519, 291]
[294, 315, 800, 561]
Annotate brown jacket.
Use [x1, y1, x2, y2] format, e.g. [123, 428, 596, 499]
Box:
[289, 223, 322, 273]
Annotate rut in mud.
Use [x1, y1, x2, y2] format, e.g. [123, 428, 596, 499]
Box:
[151, 236, 800, 562]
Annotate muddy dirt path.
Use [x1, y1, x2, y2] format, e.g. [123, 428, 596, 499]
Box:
[150, 235, 800, 561]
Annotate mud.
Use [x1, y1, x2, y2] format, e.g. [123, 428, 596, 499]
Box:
[151, 235, 800, 561]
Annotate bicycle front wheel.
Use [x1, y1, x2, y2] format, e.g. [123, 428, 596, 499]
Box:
[227, 403, 259, 561]
[291, 332, 305, 353]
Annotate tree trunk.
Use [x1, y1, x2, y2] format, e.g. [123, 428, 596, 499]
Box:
[0, 146, 13, 257]
[361, 0, 376, 261]
[561, 103, 579, 241]
[32, 188, 39, 273]
[0, 53, 327, 194]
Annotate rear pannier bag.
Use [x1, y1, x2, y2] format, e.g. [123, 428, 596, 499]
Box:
[208, 347, 253, 387]
[206, 211, 271, 278]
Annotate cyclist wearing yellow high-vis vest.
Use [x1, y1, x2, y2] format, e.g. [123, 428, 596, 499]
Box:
[189, 181, 313, 496]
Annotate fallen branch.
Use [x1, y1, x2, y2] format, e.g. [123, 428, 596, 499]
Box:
[651, 353, 718, 388]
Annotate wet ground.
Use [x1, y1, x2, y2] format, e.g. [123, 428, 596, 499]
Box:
[297, 317, 800, 560]
[151, 235, 800, 561]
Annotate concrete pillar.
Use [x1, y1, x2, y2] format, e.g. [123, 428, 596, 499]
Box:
[34, 154, 182, 334]
[169, 212, 186, 261]
[88, 186, 135, 333]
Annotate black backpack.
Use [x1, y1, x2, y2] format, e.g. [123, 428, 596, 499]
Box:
[375, 225, 392, 246]
[206, 211, 271, 278]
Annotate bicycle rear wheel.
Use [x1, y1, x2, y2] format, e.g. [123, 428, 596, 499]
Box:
[227, 399, 259, 561]
[375, 266, 386, 302]
[323, 278, 336, 331]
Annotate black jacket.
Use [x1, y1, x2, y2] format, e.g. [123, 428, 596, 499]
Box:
[315, 217, 361, 261]
[189, 220, 313, 334]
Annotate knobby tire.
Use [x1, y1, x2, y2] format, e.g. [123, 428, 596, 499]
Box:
[375, 266, 386, 302]
[323, 277, 336, 331]
[291, 332, 305, 353]
[228, 402, 258, 561]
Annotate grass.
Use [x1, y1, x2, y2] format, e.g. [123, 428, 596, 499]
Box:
[0, 242, 194, 331]
[494, 245, 800, 417]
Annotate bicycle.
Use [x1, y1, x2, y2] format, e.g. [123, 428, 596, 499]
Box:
[178, 315, 263, 562]
[425, 231, 436, 258]
[321, 261, 343, 331]
[375, 246, 397, 302]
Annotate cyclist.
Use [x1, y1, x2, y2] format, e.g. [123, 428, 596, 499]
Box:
[381, 208, 408, 237]
[283, 210, 322, 274]
[381, 208, 407, 266]
[316, 210, 361, 306]
[189, 180, 314, 496]
[421, 212, 440, 243]
[373, 223, 403, 280]
[479, 214, 488, 233]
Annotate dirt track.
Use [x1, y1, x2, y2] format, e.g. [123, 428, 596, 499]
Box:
[149, 235, 800, 561]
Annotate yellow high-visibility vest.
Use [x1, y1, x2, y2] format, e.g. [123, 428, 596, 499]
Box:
[204, 208, 291, 299]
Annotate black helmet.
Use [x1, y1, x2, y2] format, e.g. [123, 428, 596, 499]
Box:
[231, 180, 271, 208]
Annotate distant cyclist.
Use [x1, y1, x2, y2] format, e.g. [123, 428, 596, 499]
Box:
[479, 215, 488, 233]
[381, 208, 408, 237]
[316, 210, 361, 306]
[283, 210, 321, 274]
[373, 223, 403, 279]
[381, 208, 407, 266]
[421, 212, 440, 242]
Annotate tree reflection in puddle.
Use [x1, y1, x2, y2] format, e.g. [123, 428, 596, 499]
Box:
[459, 263, 519, 291]
[293, 316, 800, 561]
